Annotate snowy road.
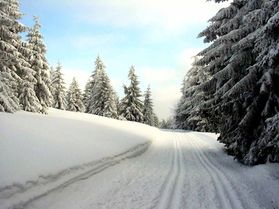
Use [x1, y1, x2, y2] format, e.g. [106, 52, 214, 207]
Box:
[4, 131, 279, 209]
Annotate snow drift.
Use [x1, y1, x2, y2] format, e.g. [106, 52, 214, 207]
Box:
[0, 109, 158, 188]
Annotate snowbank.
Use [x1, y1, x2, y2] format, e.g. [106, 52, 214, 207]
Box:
[0, 109, 158, 187]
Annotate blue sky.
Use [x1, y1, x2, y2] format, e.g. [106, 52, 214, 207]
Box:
[20, 0, 229, 119]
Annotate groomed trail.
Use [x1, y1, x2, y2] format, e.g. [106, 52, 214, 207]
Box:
[5, 131, 279, 209]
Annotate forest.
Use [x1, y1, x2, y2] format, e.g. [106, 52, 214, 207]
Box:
[175, 0, 279, 165]
[1, 0, 279, 165]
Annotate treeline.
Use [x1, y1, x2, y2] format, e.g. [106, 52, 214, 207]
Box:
[51, 58, 159, 127]
[0, 0, 158, 127]
[175, 0, 279, 165]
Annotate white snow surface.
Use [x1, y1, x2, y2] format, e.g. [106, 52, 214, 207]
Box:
[0, 109, 157, 187]
[1, 110, 279, 209]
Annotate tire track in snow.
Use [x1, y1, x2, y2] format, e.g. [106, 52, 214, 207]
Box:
[155, 136, 184, 209]
[189, 134, 244, 209]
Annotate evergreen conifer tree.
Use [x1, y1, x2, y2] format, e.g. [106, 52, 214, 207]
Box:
[115, 93, 121, 117]
[27, 17, 52, 113]
[18, 38, 44, 113]
[143, 86, 156, 126]
[175, 57, 210, 131]
[153, 114, 159, 127]
[120, 66, 144, 122]
[0, 0, 27, 112]
[66, 78, 85, 112]
[51, 63, 66, 109]
[83, 79, 92, 112]
[86, 56, 118, 118]
[18, 59, 42, 112]
[86, 56, 104, 113]
[196, 0, 279, 164]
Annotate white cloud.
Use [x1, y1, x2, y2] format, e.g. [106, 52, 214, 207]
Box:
[62, 68, 90, 89]
[111, 78, 123, 93]
[137, 66, 181, 119]
[71, 0, 230, 32]
[139, 66, 178, 85]
[47, 34, 122, 52]
[138, 47, 202, 85]
[178, 48, 203, 71]
[70, 34, 124, 50]
[153, 86, 181, 120]
[136, 47, 202, 120]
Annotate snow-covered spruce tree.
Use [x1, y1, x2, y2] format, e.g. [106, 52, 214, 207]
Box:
[18, 43, 42, 112]
[18, 30, 47, 113]
[86, 56, 118, 118]
[27, 17, 52, 113]
[120, 66, 144, 122]
[85, 56, 104, 113]
[18, 78, 42, 112]
[115, 93, 121, 116]
[51, 63, 66, 110]
[0, 0, 42, 113]
[243, 1, 279, 164]
[197, 0, 279, 164]
[143, 86, 157, 126]
[175, 57, 210, 131]
[153, 114, 159, 127]
[49, 66, 55, 86]
[197, 0, 257, 159]
[83, 79, 92, 111]
[66, 78, 85, 112]
[102, 86, 118, 119]
[0, 0, 27, 112]
[160, 118, 174, 129]
[196, 0, 246, 133]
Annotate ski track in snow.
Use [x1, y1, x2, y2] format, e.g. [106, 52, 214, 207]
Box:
[2, 131, 279, 209]
[155, 138, 184, 209]
[0, 142, 150, 209]
[189, 134, 244, 209]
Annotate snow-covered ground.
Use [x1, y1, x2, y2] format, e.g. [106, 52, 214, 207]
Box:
[1, 110, 279, 209]
[0, 109, 157, 208]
